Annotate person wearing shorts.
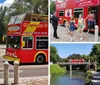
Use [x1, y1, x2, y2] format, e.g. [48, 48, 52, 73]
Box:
[86, 11, 95, 33]
[78, 14, 86, 40]
[68, 16, 76, 42]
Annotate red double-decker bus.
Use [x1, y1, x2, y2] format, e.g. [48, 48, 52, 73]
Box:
[3, 13, 48, 64]
[55, 0, 100, 32]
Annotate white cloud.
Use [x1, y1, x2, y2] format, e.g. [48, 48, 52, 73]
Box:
[0, 0, 15, 7]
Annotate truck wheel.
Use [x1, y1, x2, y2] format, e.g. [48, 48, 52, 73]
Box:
[36, 54, 45, 64]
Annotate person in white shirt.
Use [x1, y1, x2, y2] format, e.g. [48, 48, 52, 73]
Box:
[78, 14, 86, 40]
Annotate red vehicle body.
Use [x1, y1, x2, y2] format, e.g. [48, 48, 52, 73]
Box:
[55, 0, 100, 32]
[3, 13, 48, 64]
[68, 59, 85, 63]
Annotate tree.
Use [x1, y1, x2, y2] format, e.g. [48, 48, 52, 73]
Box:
[56, 54, 61, 61]
[90, 44, 100, 64]
[24, 0, 48, 14]
[50, 46, 61, 63]
[0, 0, 48, 43]
[0, 6, 8, 43]
[50, 1, 56, 13]
[67, 54, 82, 59]
[82, 55, 88, 61]
[60, 58, 68, 62]
[8, 0, 48, 16]
[82, 55, 94, 62]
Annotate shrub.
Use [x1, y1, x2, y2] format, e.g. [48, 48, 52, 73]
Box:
[97, 65, 100, 72]
[84, 70, 93, 85]
[84, 77, 91, 85]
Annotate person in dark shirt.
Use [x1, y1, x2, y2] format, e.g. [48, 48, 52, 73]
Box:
[52, 13, 59, 39]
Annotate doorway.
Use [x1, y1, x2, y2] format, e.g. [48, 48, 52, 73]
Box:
[88, 6, 98, 26]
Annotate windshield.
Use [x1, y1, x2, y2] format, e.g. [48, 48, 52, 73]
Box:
[14, 13, 25, 23]
[8, 13, 26, 25]
[7, 36, 20, 49]
[8, 16, 17, 25]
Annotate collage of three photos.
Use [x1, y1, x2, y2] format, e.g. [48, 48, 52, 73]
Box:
[0, 0, 100, 85]
[50, 0, 100, 85]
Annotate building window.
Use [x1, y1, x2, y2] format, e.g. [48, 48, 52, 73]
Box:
[59, 10, 64, 16]
[36, 36, 48, 49]
[22, 36, 33, 49]
[74, 8, 83, 18]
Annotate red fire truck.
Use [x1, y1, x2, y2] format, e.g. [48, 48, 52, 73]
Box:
[3, 13, 48, 64]
[55, 0, 100, 32]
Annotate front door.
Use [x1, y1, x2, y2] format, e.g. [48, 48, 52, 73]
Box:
[20, 36, 34, 63]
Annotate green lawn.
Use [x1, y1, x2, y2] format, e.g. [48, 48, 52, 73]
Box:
[50, 64, 67, 75]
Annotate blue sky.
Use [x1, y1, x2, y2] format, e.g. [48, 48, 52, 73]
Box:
[0, 0, 6, 3]
[51, 43, 93, 58]
[0, 0, 14, 7]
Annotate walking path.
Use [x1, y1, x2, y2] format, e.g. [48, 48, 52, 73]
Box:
[50, 24, 100, 42]
[91, 71, 100, 84]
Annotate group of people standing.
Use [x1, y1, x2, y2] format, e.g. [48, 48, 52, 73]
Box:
[67, 14, 85, 41]
[51, 11, 95, 41]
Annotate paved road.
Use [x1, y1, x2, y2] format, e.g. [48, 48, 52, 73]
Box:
[50, 24, 100, 42]
[0, 45, 48, 79]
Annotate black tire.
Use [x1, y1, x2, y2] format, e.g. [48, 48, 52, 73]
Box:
[36, 54, 46, 64]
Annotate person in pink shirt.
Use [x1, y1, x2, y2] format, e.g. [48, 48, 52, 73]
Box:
[86, 11, 95, 33]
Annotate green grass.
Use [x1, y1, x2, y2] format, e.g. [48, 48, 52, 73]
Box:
[50, 64, 67, 75]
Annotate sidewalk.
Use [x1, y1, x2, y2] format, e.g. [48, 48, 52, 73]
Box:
[91, 71, 100, 75]
[50, 24, 100, 42]
[91, 71, 100, 83]
[0, 76, 48, 85]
